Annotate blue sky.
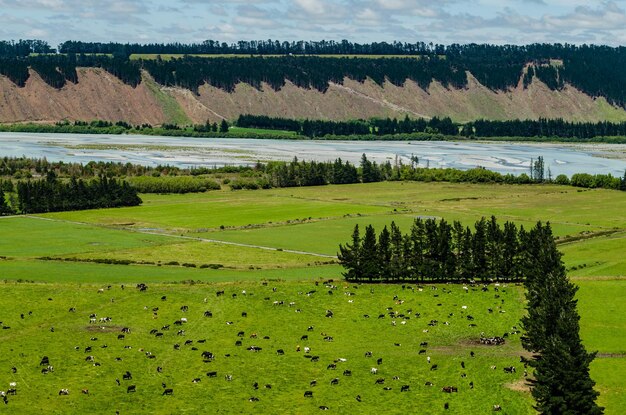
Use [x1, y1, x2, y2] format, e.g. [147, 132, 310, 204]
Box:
[0, 0, 624, 47]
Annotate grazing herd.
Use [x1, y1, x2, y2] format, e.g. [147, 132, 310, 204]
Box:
[0, 280, 525, 412]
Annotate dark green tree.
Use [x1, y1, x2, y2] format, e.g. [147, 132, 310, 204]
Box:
[219, 119, 229, 133]
[337, 224, 362, 281]
[521, 222, 603, 415]
[360, 225, 379, 282]
[0, 188, 14, 215]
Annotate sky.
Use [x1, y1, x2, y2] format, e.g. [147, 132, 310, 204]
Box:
[0, 0, 625, 47]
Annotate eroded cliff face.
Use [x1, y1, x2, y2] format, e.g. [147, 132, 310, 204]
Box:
[1, 68, 625, 125]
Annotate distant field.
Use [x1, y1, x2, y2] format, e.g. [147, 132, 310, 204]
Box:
[0, 180, 624, 413]
[228, 126, 299, 137]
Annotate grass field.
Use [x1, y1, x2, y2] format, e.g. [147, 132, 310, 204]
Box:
[0, 181, 624, 413]
[0, 281, 532, 414]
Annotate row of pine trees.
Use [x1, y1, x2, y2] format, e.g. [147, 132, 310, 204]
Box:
[237, 114, 626, 139]
[338, 216, 536, 283]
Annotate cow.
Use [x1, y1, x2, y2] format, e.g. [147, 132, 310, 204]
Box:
[81, 389, 88, 395]
[122, 371, 132, 380]
[192, 378, 201, 383]
[377, 358, 383, 365]
[58, 389, 69, 395]
[493, 405, 502, 411]
[375, 378, 385, 385]
[310, 380, 317, 387]
[225, 375, 233, 381]
[442, 386, 458, 393]
[430, 364, 438, 371]
[127, 385, 136, 393]
[503, 366, 516, 373]
[276, 349, 285, 356]
[118, 334, 125, 340]
[401, 385, 410, 392]
[248, 397, 259, 402]
[204, 311, 213, 318]
[39, 356, 49, 366]
[162, 388, 173, 395]
[425, 381, 434, 386]
[327, 363, 336, 370]
[365, 351, 373, 358]
[206, 371, 217, 377]
[343, 370, 352, 376]
[330, 378, 339, 385]
[304, 391, 313, 398]
[121, 327, 131, 333]
[319, 406, 329, 410]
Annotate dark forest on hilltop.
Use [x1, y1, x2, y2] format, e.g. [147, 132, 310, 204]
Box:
[0, 39, 624, 108]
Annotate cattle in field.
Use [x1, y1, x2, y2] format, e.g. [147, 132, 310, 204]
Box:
[375, 378, 385, 385]
[207, 371, 217, 378]
[304, 391, 313, 398]
[319, 406, 329, 410]
[327, 363, 336, 370]
[248, 397, 259, 402]
[58, 389, 69, 395]
[162, 388, 173, 395]
[377, 358, 383, 365]
[127, 385, 136, 393]
[81, 389, 88, 395]
[310, 380, 317, 386]
[430, 364, 438, 371]
[503, 366, 516, 373]
[122, 371, 132, 380]
[370, 367, 378, 374]
[401, 385, 410, 392]
[343, 370, 352, 376]
[442, 386, 458, 393]
[276, 349, 285, 356]
[204, 311, 212, 318]
[39, 356, 49, 366]
[192, 378, 201, 383]
[330, 378, 339, 385]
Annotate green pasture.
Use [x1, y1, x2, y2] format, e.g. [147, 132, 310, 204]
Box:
[229, 126, 299, 137]
[0, 281, 533, 414]
[1, 180, 624, 413]
[41, 190, 391, 231]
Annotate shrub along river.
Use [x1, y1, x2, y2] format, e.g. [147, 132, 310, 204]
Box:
[1, 132, 626, 176]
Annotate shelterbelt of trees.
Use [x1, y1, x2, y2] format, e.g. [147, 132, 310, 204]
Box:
[0, 39, 624, 107]
[236, 114, 626, 139]
[338, 216, 545, 283]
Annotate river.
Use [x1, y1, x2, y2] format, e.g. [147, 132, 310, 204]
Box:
[1, 132, 625, 177]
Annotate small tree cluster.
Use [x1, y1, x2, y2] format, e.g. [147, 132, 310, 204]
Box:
[16, 174, 141, 213]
